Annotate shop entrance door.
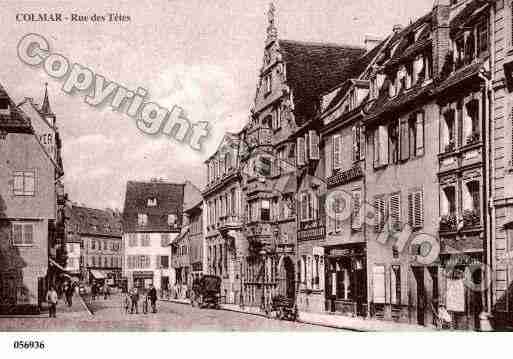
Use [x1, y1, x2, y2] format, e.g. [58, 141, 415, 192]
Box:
[413, 267, 425, 325]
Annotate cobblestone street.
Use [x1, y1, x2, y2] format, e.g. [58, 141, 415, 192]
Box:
[0, 294, 340, 331]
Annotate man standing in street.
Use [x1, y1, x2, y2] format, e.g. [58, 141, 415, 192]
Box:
[148, 284, 157, 313]
[46, 286, 58, 318]
[130, 287, 139, 314]
[65, 283, 74, 307]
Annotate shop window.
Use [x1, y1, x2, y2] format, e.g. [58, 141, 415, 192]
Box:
[13, 171, 35, 196]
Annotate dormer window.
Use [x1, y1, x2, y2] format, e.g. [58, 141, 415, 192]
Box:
[0, 99, 9, 115]
[147, 198, 157, 207]
[168, 214, 177, 227]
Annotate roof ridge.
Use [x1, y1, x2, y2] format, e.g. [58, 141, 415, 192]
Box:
[279, 38, 364, 51]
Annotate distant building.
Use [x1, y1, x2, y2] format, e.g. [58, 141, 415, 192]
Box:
[0, 82, 62, 313]
[122, 180, 185, 291]
[65, 205, 122, 284]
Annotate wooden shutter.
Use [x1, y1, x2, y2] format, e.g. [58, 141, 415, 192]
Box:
[352, 190, 362, 230]
[374, 197, 386, 233]
[389, 193, 401, 230]
[373, 128, 379, 167]
[304, 133, 310, 161]
[325, 136, 333, 178]
[352, 126, 357, 162]
[400, 119, 410, 161]
[416, 113, 425, 156]
[378, 125, 389, 165]
[360, 126, 365, 160]
[373, 265, 386, 304]
[333, 134, 341, 169]
[413, 190, 424, 228]
[309, 130, 320, 160]
[408, 192, 415, 227]
[297, 137, 306, 166]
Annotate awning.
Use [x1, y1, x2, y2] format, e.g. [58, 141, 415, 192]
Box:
[49, 258, 73, 279]
[90, 270, 106, 279]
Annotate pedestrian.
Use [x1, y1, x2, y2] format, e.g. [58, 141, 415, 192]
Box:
[148, 284, 157, 313]
[103, 283, 109, 300]
[124, 291, 130, 314]
[91, 282, 97, 301]
[46, 286, 58, 318]
[65, 284, 74, 307]
[130, 287, 139, 314]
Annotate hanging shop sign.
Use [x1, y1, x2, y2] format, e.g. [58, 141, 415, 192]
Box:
[446, 278, 465, 312]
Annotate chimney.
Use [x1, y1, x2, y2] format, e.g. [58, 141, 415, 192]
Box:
[364, 35, 383, 52]
[432, 0, 451, 78]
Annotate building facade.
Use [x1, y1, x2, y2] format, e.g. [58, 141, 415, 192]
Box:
[203, 134, 245, 304]
[122, 180, 183, 291]
[65, 205, 123, 284]
[0, 83, 59, 313]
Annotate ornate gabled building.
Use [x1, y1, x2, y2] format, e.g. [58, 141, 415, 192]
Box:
[237, 3, 366, 308]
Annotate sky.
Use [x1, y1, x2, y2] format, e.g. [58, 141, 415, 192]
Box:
[2, 0, 434, 210]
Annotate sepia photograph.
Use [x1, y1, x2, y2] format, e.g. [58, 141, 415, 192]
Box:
[1, 1, 513, 354]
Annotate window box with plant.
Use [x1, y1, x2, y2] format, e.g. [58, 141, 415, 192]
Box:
[439, 214, 458, 232]
[465, 131, 480, 146]
[444, 139, 456, 153]
[462, 209, 481, 229]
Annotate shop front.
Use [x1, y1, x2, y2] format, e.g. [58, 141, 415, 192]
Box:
[324, 244, 367, 317]
[132, 271, 154, 290]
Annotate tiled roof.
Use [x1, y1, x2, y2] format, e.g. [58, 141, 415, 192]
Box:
[278, 39, 366, 123]
[66, 205, 122, 237]
[122, 180, 184, 232]
[322, 41, 387, 113]
[0, 82, 32, 133]
[365, 81, 435, 122]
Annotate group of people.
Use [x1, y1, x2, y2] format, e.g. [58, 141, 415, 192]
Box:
[124, 285, 158, 314]
[91, 282, 111, 300]
[45, 281, 77, 318]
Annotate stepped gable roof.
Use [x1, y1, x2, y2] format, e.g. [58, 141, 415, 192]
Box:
[123, 180, 184, 233]
[0, 82, 32, 133]
[67, 205, 122, 237]
[278, 39, 365, 123]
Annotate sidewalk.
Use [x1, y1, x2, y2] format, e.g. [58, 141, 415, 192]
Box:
[55, 293, 92, 319]
[162, 297, 432, 331]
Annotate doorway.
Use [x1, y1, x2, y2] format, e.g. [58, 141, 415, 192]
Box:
[413, 267, 425, 325]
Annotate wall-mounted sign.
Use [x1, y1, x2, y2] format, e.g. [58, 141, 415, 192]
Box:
[446, 278, 465, 312]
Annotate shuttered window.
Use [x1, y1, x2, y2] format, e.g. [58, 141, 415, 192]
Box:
[309, 130, 320, 160]
[408, 190, 424, 229]
[400, 119, 410, 161]
[373, 265, 386, 304]
[332, 134, 342, 170]
[325, 136, 333, 178]
[374, 126, 389, 167]
[352, 189, 362, 230]
[389, 193, 401, 231]
[12, 223, 34, 246]
[374, 197, 387, 233]
[416, 112, 425, 156]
